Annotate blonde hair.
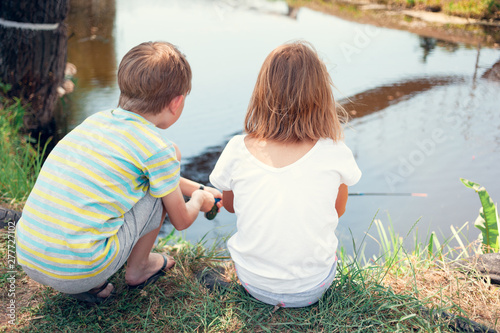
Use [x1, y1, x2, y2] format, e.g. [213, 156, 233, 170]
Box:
[118, 41, 191, 114]
[245, 41, 347, 142]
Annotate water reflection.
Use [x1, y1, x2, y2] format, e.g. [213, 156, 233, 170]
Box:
[482, 58, 500, 81]
[58, 0, 117, 134]
[340, 76, 463, 118]
[419, 37, 460, 63]
[67, 0, 116, 89]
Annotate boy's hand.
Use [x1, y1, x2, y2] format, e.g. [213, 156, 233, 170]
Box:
[202, 186, 223, 210]
[192, 189, 216, 213]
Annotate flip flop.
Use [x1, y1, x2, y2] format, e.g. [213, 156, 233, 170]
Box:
[68, 281, 115, 304]
[127, 255, 173, 290]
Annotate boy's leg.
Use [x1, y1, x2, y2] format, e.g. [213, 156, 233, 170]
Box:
[19, 193, 169, 299]
[124, 206, 176, 286]
[90, 281, 115, 298]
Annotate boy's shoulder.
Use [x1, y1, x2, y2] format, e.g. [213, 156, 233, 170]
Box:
[89, 108, 144, 124]
[77, 109, 173, 151]
[79, 109, 117, 127]
[83, 109, 158, 134]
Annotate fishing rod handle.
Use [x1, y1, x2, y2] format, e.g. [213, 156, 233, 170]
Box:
[205, 198, 221, 220]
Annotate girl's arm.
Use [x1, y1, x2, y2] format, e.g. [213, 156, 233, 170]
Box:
[224, 185, 347, 216]
[223, 186, 347, 216]
[335, 184, 348, 218]
[223, 190, 234, 213]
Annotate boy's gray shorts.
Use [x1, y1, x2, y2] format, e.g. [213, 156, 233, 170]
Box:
[21, 193, 164, 294]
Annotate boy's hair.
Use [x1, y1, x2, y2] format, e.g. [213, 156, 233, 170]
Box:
[118, 41, 192, 114]
[245, 41, 347, 142]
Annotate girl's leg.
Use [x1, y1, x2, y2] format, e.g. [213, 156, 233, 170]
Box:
[235, 260, 338, 308]
[124, 206, 175, 286]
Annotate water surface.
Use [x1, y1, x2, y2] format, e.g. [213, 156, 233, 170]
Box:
[65, 0, 500, 257]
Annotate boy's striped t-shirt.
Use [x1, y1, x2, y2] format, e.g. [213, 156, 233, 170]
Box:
[16, 108, 180, 280]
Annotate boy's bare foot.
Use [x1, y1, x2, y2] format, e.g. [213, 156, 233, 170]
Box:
[69, 281, 115, 303]
[92, 282, 114, 298]
[125, 253, 175, 287]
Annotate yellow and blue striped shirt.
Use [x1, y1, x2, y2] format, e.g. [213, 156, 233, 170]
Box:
[16, 109, 180, 279]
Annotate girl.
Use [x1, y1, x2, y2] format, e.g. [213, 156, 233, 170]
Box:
[209, 41, 361, 308]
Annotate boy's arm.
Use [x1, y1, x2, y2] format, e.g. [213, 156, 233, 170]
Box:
[335, 184, 348, 218]
[179, 177, 223, 200]
[162, 186, 215, 231]
[172, 142, 223, 203]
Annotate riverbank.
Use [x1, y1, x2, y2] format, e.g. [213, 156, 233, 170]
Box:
[1, 228, 499, 331]
[288, 0, 500, 47]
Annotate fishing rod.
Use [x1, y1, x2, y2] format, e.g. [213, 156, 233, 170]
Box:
[349, 192, 427, 197]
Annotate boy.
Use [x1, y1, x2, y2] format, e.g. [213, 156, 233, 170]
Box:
[15, 41, 221, 303]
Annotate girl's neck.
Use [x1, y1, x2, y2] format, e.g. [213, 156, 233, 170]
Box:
[244, 136, 318, 168]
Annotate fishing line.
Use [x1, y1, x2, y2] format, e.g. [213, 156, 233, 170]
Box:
[349, 192, 427, 197]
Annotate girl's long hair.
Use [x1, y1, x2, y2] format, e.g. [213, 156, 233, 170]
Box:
[245, 41, 347, 142]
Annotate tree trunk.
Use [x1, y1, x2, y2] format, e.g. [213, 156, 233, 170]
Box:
[0, 0, 70, 140]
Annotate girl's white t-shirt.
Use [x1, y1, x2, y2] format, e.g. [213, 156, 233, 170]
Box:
[209, 135, 362, 293]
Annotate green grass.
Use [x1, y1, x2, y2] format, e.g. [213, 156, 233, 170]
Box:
[0, 82, 47, 205]
[3, 220, 498, 333]
[2, 210, 498, 331]
[444, 0, 500, 19]
[379, 0, 500, 19]
[289, 0, 500, 20]
[1, 248, 453, 332]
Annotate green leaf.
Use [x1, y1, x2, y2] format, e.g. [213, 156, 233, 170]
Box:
[460, 178, 482, 191]
[461, 178, 500, 253]
[475, 206, 499, 252]
[427, 232, 434, 258]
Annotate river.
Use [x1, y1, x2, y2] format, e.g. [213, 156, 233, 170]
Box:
[63, 0, 500, 258]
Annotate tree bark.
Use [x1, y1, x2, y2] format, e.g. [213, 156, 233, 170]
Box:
[0, 0, 70, 139]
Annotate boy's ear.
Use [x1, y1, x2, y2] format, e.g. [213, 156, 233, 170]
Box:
[169, 95, 185, 115]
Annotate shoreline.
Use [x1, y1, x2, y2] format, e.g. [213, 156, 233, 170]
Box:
[290, 0, 500, 48]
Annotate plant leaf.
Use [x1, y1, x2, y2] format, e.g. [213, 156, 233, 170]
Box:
[461, 178, 500, 253]
[474, 206, 499, 252]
